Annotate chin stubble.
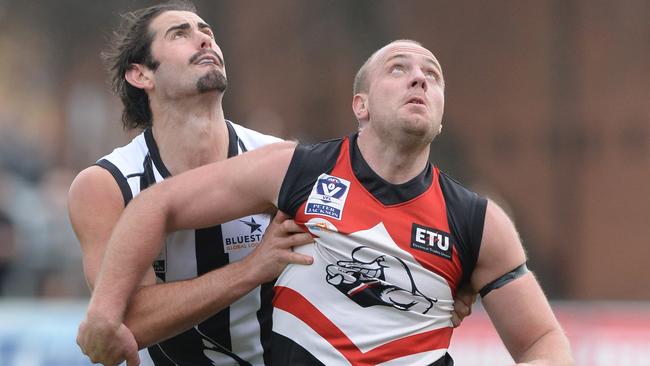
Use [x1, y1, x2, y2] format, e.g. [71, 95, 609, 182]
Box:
[196, 69, 228, 93]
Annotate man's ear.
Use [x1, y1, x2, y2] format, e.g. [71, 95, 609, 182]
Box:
[125, 63, 154, 91]
[352, 94, 369, 122]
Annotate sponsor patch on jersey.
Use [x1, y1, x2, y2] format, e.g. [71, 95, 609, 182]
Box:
[305, 174, 351, 220]
[410, 223, 452, 260]
[153, 242, 167, 281]
[221, 215, 270, 258]
[305, 217, 338, 236]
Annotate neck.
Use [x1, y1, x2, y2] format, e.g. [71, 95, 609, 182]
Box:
[149, 92, 229, 175]
[356, 127, 431, 185]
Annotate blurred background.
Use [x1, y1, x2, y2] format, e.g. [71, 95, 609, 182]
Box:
[0, 0, 648, 365]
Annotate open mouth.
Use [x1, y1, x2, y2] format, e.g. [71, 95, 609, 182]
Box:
[196, 56, 218, 66]
[406, 97, 425, 106]
[189, 51, 224, 67]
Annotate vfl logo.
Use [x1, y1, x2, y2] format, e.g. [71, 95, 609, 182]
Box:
[305, 174, 351, 220]
[326, 246, 437, 314]
[410, 223, 452, 260]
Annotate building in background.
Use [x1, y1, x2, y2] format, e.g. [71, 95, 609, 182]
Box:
[0, 0, 647, 301]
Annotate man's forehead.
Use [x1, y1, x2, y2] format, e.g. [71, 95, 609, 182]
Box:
[150, 10, 206, 34]
[377, 42, 440, 68]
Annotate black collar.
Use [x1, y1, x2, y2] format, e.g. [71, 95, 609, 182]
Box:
[349, 133, 433, 205]
[144, 121, 239, 178]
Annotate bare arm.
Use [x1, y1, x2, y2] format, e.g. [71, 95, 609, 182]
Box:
[123, 211, 311, 348]
[71, 167, 229, 347]
[72, 142, 311, 365]
[86, 141, 301, 330]
[69, 166, 158, 292]
[471, 200, 573, 366]
[69, 166, 146, 365]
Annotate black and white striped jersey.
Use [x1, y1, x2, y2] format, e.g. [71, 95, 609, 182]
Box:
[96, 121, 282, 366]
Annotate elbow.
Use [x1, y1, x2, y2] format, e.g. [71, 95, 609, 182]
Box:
[515, 327, 574, 365]
[136, 183, 175, 232]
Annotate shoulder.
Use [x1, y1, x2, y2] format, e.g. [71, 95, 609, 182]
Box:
[296, 137, 345, 153]
[277, 137, 345, 216]
[436, 170, 488, 285]
[437, 171, 484, 204]
[471, 199, 527, 291]
[71, 132, 147, 210]
[437, 170, 488, 237]
[291, 137, 345, 169]
[69, 166, 126, 216]
[228, 120, 284, 151]
[285, 137, 345, 185]
[97, 132, 149, 177]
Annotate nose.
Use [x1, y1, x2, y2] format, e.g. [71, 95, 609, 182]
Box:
[409, 69, 428, 91]
[196, 30, 212, 49]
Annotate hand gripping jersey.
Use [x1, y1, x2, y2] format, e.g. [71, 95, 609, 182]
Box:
[96, 121, 281, 366]
[275, 134, 487, 366]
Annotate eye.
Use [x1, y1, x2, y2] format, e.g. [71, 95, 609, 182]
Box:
[172, 30, 186, 39]
[425, 70, 438, 80]
[390, 65, 406, 75]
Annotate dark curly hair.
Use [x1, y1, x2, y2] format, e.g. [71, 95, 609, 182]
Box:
[102, 1, 197, 130]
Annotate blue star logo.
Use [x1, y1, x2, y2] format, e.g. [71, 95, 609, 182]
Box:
[239, 217, 262, 234]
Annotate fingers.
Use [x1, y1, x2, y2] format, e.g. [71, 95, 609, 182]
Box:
[121, 325, 141, 366]
[270, 211, 306, 235]
[451, 300, 469, 327]
[451, 290, 473, 328]
[281, 219, 306, 234]
[272, 210, 290, 224]
[125, 351, 141, 366]
[451, 312, 461, 328]
[454, 296, 472, 316]
[288, 251, 314, 265]
[77, 319, 138, 366]
[456, 285, 476, 308]
[274, 233, 313, 250]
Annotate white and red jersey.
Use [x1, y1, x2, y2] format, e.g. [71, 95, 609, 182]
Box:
[276, 134, 487, 366]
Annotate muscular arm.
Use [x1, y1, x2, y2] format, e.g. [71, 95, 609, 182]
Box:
[86, 141, 303, 333]
[471, 200, 573, 366]
[71, 167, 258, 348]
[123, 211, 308, 348]
[72, 167, 243, 347]
[70, 166, 148, 364]
[72, 143, 311, 365]
[69, 166, 158, 292]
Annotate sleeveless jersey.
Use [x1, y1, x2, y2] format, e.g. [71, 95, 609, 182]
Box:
[96, 121, 282, 366]
[275, 134, 487, 366]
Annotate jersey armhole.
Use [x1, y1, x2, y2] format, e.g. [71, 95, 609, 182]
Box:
[95, 159, 133, 206]
[438, 171, 487, 287]
[278, 138, 344, 217]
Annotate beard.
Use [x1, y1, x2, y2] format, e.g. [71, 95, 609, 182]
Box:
[196, 69, 228, 93]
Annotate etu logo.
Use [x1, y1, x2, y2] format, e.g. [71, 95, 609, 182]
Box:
[410, 223, 452, 260]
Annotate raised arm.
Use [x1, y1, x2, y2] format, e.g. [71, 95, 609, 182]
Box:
[471, 200, 573, 366]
